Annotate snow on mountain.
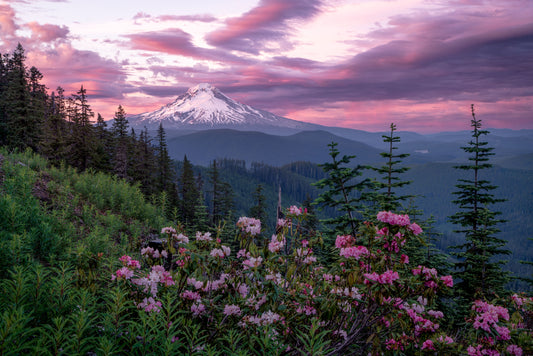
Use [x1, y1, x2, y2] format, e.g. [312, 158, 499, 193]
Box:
[128, 83, 318, 131]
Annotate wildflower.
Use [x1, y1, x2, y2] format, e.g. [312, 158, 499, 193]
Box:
[400, 254, 409, 264]
[507, 345, 523, 356]
[196, 231, 212, 242]
[288, 205, 302, 216]
[335, 235, 354, 249]
[268, 234, 285, 253]
[409, 222, 423, 235]
[191, 302, 206, 316]
[243, 256, 262, 269]
[440, 275, 453, 287]
[176, 233, 189, 244]
[339, 245, 369, 259]
[161, 227, 176, 235]
[223, 304, 241, 316]
[210, 248, 225, 258]
[421, 339, 435, 350]
[137, 297, 161, 313]
[236, 217, 261, 236]
[377, 211, 411, 226]
[181, 290, 201, 301]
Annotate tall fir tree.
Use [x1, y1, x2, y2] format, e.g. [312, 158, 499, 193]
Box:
[179, 155, 200, 229]
[449, 105, 511, 301]
[1, 44, 42, 150]
[313, 142, 371, 237]
[249, 184, 267, 224]
[111, 105, 129, 179]
[40, 87, 67, 162]
[155, 123, 173, 192]
[67, 85, 95, 170]
[368, 123, 412, 214]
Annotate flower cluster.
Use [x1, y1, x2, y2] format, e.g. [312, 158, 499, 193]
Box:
[110, 210, 531, 355]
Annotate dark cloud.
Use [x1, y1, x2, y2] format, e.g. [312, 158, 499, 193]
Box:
[205, 0, 324, 54]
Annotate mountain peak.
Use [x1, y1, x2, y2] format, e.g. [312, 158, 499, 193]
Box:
[128, 84, 319, 131]
[187, 83, 215, 95]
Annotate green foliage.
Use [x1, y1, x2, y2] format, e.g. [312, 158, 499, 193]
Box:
[313, 142, 372, 237]
[449, 105, 511, 301]
[367, 122, 412, 215]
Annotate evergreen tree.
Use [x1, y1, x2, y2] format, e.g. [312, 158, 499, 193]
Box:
[249, 184, 267, 224]
[313, 142, 371, 237]
[111, 105, 129, 179]
[40, 87, 67, 162]
[155, 123, 173, 192]
[449, 105, 511, 301]
[208, 160, 235, 226]
[67, 85, 95, 170]
[134, 127, 156, 196]
[179, 155, 200, 228]
[1, 44, 41, 149]
[367, 123, 411, 214]
[92, 113, 112, 172]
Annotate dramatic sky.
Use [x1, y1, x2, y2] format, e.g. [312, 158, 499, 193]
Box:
[1, 0, 532, 132]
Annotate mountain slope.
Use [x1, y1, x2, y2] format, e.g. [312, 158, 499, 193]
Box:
[128, 83, 321, 132]
[167, 129, 382, 166]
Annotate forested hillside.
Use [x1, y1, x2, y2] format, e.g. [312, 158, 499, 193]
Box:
[1, 44, 532, 355]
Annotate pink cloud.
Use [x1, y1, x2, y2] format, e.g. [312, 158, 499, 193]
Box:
[0, 4, 20, 46]
[26, 22, 69, 42]
[125, 28, 244, 63]
[205, 0, 324, 53]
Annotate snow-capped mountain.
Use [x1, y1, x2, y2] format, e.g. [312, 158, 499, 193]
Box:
[128, 83, 320, 132]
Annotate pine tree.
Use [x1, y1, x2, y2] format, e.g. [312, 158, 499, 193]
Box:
[449, 105, 511, 301]
[92, 113, 112, 172]
[2, 44, 40, 150]
[134, 127, 156, 196]
[179, 155, 200, 228]
[367, 123, 411, 214]
[155, 123, 173, 192]
[40, 87, 67, 162]
[249, 184, 267, 224]
[67, 85, 95, 170]
[313, 142, 371, 237]
[208, 160, 235, 226]
[111, 105, 129, 179]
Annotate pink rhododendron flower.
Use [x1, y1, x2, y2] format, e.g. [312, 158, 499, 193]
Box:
[191, 302, 206, 316]
[210, 248, 225, 258]
[113, 267, 134, 280]
[137, 297, 161, 313]
[268, 234, 285, 253]
[196, 231, 212, 241]
[377, 211, 411, 226]
[507, 345, 523, 356]
[335, 235, 354, 249]
[400, 254, 409, 264]
[339, 245, 369, 259]
[409, 222, 423, 235]
[236, 217, 261, 236]
[421, 339, 435, 350]
[243, 256, 262, 269]
[364, 270, 399, 285]
[440, 275, 453, 287]
[223, 304, 241, 316]
[176, 233, 189, 244]
[288, 205, 302, 216]
[181, 290, 201, 301]
[161, 227, 176, 235]
[437, 335, 454, 344]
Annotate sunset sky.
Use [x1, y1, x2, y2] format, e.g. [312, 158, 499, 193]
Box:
[1, 0, 532, 133]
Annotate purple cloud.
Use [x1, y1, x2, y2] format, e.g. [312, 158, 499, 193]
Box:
[205, 0, 324, 54]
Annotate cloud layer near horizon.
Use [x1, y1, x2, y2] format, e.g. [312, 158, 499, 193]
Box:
[1, 0, 532, 133]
